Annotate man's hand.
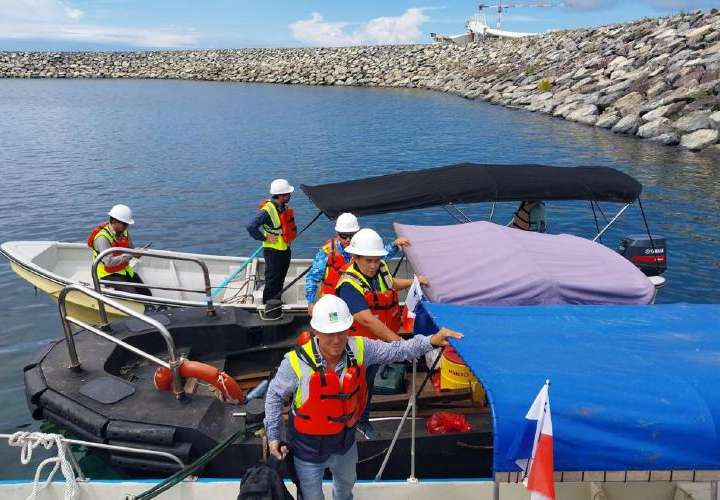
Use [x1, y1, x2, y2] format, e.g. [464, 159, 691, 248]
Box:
[430, 327, 463, 347]
[417, 275, 429, 286]
[307, 303, 314, 315]
[269, 440, 289, 461]
[394, 237, 410, 249]
[265, 234, 277, 244]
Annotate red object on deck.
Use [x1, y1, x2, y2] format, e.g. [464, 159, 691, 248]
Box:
[426, 411, 472, 434]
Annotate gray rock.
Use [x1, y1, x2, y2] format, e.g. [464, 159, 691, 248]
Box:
[680, 129, 719, 150]
[595, 112, 621, 129]
[649, 132, 680, 145]
[673, 111, 713, 133]
[612, 114, 641, 135]
[612, 91, 644, 117]
[646, 80, 668, 99]
[642, 102, 685, 122]
[710, 111, 720, 129]
[567, 104, 599, 125]
[637, 118, 673, 138]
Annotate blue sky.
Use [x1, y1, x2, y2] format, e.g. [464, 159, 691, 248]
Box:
[0, 0, 717, 51]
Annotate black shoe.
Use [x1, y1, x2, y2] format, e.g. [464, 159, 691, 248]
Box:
[356, 421, 377, 440]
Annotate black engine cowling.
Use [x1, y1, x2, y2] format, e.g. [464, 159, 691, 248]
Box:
[617, 235, 666, 276]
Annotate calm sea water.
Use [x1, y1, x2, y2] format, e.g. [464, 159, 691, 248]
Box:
[1, 79, 719, 478]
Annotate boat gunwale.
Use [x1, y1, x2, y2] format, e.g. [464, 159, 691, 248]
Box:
[0, 241, 311, 311]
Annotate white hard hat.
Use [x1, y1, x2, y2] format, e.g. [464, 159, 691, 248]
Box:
[310, 295, 354, 334]
[345, 228, 387, 257]
[334, 212, 360, 233]
[269, 179, 294, 195]
[108, 204, 134, 225]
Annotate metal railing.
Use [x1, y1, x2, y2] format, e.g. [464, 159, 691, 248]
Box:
[58, 284, 185, 400]
[92, 247, 216, 327]
[2, 432, 185, 479]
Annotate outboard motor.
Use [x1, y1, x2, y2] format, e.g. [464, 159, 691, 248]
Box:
[617, 235, 666, 276]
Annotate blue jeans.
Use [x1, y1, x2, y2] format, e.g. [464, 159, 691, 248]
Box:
[293, 442, 357, 500]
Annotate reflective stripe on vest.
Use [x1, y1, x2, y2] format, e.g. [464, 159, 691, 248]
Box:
[286, 336, 367, 435]
[320, 239, 349, 296]
[336, 261, 401, 339]
[90, 224, 134, 279]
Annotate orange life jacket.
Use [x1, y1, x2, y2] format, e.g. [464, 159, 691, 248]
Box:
[336, 261, 401, 340]
[288, 337, 367, 436]
[87, 223, 132, 275]
[320, 239, 350, 296]
[258, 199, 297, 248]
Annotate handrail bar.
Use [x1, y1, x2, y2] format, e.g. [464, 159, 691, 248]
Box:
[91, 247, 216, 326]
[0, 433, 185, 469]
[58, 284, 184, 399]
[65, 315, 171, 370]
[100, 280, 214, 295]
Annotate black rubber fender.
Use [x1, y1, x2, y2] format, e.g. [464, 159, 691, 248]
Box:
[43, 409, 105, 443]
[109, 454, 182, 474]
[106, 420, 176, 446]
[39, 390, 108, 436]
[23, 340, 59, 371]
[108, 439, 192, 462]
[24, 365, 48, 405]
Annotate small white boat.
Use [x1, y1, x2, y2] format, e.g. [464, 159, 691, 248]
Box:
[0, 241, 317, 323]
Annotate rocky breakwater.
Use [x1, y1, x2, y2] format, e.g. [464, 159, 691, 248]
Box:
[1, 9, 719, 152]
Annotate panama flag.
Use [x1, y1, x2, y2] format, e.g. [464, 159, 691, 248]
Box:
[401, 275, 424, 332]
[509, 380, 555, 500]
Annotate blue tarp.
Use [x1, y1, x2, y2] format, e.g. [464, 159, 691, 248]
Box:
[420, 302, 720, 473]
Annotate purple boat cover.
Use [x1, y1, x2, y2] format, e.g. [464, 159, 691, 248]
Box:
[394, 221, 655, 305]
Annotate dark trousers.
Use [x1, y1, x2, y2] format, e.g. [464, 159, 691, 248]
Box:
[105, 272, 152, 296]
[263, 247, 291, 303]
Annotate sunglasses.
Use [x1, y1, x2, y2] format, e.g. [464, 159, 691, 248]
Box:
[338, 233, 356, 241]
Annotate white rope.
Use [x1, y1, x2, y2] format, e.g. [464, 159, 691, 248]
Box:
[8, 431, 80, 500]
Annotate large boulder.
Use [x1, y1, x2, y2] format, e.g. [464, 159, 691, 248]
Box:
[649, 133, 680, 146]
[642, 102, 686, 122]
[567, 104, 599, 125]
[680, 129, 719, 150]
[612, 91, 644, 117]
[612, 114, 641, 135]
[673, 111, 713, 133]
[596, 112, 621, 129]
[710, 111, 720, 130]
[637, 118, 673, 138]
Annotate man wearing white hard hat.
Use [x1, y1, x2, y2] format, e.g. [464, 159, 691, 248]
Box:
[335, 227, 429, 436]
[304, 212, 410, 314]
[87, 204, 151, 296]
[264, 294, 462, 500]
[247, 179, 297, 303]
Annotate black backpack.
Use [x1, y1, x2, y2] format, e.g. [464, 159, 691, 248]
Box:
[237, 456, 295, 500]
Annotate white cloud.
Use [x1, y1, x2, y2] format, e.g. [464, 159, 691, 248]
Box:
[0, 0, 198, 47]
[290, 8, 429, 47]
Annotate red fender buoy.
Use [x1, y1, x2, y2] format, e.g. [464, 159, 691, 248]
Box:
[154, 359, 244, 402]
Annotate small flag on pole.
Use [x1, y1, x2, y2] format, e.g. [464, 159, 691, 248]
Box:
[508, 380, 555, 500]
[401, 275, 424, 332]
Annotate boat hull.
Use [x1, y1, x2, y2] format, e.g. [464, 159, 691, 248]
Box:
[24, 306, 492, 480]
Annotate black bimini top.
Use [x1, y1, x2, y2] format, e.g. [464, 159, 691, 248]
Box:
[301, 163, 642, 218]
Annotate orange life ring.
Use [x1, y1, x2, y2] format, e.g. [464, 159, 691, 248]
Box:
[154, 359, 244, 402]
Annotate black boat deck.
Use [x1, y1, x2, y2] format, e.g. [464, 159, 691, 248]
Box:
[24, 306, 494, 479]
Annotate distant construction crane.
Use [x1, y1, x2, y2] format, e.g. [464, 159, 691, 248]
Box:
[478, 2, 560, 30]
